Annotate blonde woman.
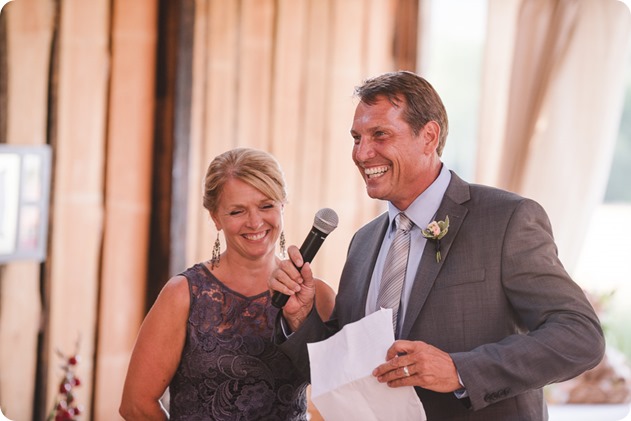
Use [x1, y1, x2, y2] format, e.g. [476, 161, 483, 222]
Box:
[120, 148, 335, 420]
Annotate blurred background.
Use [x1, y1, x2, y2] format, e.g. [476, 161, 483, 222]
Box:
[0, 0, 630, 419]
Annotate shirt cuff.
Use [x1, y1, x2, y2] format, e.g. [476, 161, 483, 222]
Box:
[454, 372, 468, 399]
[279, 315, 294, 338]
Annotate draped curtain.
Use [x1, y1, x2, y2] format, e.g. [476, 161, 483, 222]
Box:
[1, 1, 417, 418]
[184, 0, 412, 286]
[477, 0, 631, 272]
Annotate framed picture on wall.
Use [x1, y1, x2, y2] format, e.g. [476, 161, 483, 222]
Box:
[0, 145, 52, 263]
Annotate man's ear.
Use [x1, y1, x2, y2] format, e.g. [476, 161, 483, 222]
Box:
[422, 121, 440, 153]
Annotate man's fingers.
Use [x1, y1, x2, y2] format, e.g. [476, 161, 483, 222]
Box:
[373, 353, 405, 377]
[298, 262, 313, 284]
[270, 275, 298, 296]
[373, 340, 462, 393]
[287, 245, 304, 268]
[385, 339, 420, 359]
[270, 260, 303, 295]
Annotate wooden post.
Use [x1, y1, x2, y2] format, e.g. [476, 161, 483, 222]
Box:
[92, 1, 158, 418]
[44, 0, 110, 415]
[0, 1, 54, 419]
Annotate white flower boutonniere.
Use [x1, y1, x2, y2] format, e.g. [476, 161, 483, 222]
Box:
[422, 216, 450, 262]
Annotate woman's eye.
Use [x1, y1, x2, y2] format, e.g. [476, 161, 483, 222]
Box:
[229, 210, 243, 216]
[262, 203, 275, 210]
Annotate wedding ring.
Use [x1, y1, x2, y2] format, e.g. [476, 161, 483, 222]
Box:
[403, 366, 410, 377]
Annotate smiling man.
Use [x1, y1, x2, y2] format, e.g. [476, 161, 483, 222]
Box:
[270, 71, 604, 420]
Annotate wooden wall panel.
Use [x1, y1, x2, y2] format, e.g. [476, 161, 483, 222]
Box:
[185, 2, 409, 416]
[0, 265, 41, 420]
[92, 0, 158, 418]
[145, 0, 178, 310]
[236, 0, 274, 149]
[269, 0, 309, 248]
[392, 0, 420, 71]
[0, 0, 54, 419]
[185, 0, 209, 266]
[0, 0, 417, 418]
[291, 0, 332, 261]
[45, 0, 110, 415]
[188, 0, 241, 265]
[187, 0, 407, 288]
[319, 0, 375, 286]
[360, 0, 399, 224]
[169, 0, 195, 275]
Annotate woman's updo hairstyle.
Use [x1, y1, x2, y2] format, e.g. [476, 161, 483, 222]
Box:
[203, 147, 287, 214]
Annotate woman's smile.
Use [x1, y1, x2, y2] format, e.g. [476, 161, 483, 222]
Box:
[242, 230, 269, 241]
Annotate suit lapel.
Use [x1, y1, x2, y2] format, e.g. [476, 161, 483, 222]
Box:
[347, 214, 389, 322]
[400, 172, 470, 339]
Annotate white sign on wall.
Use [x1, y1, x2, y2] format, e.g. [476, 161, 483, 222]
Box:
[0, 145, 52, 263]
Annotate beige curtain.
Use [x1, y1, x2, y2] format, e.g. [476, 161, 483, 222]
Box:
[186, 0, 403, 287]
[478, 0, 631, 272]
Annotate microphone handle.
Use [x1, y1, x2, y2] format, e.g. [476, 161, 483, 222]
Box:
[270, 228, 327, 308]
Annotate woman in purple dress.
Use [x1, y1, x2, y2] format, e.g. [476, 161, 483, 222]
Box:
[120, 148, 335, 420]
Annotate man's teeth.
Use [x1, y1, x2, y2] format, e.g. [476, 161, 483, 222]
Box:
[365, 166, 388, 177]
[244, 232, 266, 240]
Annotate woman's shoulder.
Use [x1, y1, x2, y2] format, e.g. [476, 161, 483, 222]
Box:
[157, 274, 191, 310]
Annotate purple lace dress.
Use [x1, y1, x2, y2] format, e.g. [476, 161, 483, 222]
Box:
[169, 263, 308, 420]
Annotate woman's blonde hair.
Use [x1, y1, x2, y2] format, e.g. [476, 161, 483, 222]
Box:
[203, 148, 287, 213]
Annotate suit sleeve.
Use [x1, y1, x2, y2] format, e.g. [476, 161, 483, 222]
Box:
[273, 306, 339, 381]
[450, 198, 605, 410]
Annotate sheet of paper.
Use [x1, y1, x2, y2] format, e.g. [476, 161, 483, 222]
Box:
[307, 308, 426, 420]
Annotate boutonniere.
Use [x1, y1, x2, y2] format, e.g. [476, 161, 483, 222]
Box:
[422, 216, 450, 262]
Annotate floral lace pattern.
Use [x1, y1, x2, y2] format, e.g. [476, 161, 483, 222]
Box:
[169, 263, 308, 420]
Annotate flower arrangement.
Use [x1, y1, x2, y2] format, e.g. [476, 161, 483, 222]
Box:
[47, 339, 83, 421]
[422, 216, 450, 262]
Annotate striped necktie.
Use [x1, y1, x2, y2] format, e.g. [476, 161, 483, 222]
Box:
[376, 212, 413, 334]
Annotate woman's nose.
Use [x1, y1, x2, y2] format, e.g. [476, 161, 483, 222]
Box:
[246, 210, 264, 229]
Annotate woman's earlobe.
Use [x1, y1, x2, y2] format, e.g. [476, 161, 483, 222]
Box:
[210, 214, 221, 231]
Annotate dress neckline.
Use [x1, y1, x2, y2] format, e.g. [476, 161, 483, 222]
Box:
[198, 262, 270, 301]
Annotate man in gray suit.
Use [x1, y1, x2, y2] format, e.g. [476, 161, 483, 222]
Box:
[270, 71, 604, 420]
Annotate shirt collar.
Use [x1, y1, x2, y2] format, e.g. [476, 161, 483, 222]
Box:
[387, 164, 451, 230]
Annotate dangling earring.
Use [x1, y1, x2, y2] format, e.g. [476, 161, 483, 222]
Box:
[211, 232, 221, 269]
[279, 231, 287, 259]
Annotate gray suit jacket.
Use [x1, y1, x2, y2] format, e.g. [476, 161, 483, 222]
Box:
[278, 171, 604, 421]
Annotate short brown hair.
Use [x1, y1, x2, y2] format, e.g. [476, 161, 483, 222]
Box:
[354, 71, 449, 156]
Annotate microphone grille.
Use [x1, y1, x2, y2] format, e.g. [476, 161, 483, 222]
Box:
[313, 208, 339, 235]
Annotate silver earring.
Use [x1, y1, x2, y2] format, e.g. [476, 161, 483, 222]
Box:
[211, 233, 221, 269]
[279, 231, 287, 259]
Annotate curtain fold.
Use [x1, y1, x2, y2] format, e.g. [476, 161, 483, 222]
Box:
[187, 0, 405, 286]
[478, 0, 631, 272]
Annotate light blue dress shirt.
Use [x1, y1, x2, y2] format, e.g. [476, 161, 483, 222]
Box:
[365, 164, 451, 336]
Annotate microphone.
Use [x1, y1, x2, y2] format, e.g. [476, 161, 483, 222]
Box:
[271, 208, 339, 308]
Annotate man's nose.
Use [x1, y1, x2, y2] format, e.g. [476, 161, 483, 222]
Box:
[353, 139, 375, 161]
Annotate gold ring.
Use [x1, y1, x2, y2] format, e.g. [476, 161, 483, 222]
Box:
[403, 366, 410, 377]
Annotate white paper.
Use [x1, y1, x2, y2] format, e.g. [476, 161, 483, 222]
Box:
[307, 309, 426, 420]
